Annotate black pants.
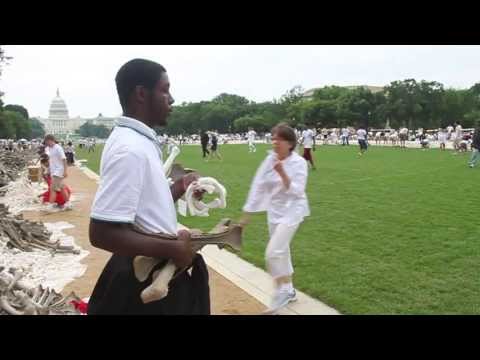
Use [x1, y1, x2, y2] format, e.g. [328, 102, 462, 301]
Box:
[87, 254, 210, 315]
[201, 144, 210, 158]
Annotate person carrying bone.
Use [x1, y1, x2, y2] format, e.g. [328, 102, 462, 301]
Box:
[240, 123, 310, 314]
[87, 59, 209, 315]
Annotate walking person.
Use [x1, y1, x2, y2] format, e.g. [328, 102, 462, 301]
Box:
[453, 121, 463, 154]
[247, 127, 257, 153]
[200, 130, 210, 159]
[207, 132, 222, 161]
[468, 126, 480, 168]
[44, 134, 71, 210]
[64, 141, 75, 166]
[301, 126, 316, 170]
[240, 123, 310, 314]
[357, 126, 368, 156]
[437, 128, 447, 151]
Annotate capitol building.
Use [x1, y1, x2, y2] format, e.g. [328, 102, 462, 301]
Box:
[37, 89, 117, 137]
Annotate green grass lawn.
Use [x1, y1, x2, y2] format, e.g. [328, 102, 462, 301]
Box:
[76, 143, 480, 314]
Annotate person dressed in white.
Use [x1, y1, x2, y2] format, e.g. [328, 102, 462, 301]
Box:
[341, 127, 350, 146]
[357, 126, 368, 155]
[44, 134, 70, 210]
[399, 127, 408, 148]
[453, 122, 463, 153]
[240, 123, 309, 313]
[437, 128, 447, 151]
[301, 127, 316, 170]
[446, 125, 454, 140]
[88, 59, 209, 315]
[247, 128, 257, 153]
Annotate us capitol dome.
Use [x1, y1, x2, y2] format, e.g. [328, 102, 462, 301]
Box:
[37, 89, 116, 137]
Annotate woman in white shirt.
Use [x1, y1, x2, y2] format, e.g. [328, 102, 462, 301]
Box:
[240, 123, 310, 313]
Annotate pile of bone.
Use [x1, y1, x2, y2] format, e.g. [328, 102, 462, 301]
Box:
[0, 172, 49, 215]
[0, 267, 81, 315]
[0, 203, 80, 254]
[0, 150, 37, 189]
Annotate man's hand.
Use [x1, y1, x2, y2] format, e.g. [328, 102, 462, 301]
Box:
[172, 229, 195, 269]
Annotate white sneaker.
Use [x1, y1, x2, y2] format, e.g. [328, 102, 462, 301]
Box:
[60, 202, 73, 211]
[43, 203, 58, 213]
[264, 289, 297, 314]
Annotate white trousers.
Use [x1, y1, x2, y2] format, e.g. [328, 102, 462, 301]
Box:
[266, 222, 300, 279]
[248, 141, 256, 151]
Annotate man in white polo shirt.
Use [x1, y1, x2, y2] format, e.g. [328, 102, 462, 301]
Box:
[87, 59, 209, 315]
[44, 134, 70, 210]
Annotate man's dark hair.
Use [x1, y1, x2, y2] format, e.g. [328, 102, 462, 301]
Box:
[272, 122, 297, 152]
[115, 59, 166, 112]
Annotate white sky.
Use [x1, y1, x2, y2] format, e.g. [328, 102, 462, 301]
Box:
[1, 45, 479, 118]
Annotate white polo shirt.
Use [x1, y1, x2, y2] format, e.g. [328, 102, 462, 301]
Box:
[46, 143, 66, 177]
[302, 129, 314, 149]
[90, 117, 177, 235]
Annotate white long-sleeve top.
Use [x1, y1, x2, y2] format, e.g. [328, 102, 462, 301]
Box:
[243, 151, 310, 226]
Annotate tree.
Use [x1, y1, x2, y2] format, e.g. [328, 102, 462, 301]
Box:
[0, 110, 31, 139]
[76, 122, 110, 138]
[29, 118, 46, 139]
[0, 111, 15, 138]
[4, 104, 29, 120]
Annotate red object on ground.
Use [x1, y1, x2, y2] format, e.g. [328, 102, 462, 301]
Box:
[42, 176, 71, 206]
[70, 300, 88, 314]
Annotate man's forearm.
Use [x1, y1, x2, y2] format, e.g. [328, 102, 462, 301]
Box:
[89, 220, 180, 260]
[170, 179, 185, 202]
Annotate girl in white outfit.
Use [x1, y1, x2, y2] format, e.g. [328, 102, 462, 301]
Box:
[240, 123, 310, 313]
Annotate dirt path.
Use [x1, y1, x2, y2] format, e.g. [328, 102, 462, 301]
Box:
[22, 166, 266, 315]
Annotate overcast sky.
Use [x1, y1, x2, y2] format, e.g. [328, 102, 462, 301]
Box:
[1, 45, 479, 118]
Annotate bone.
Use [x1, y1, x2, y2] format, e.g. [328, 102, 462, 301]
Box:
[140, 263, 177, 304]
[134, 218, 242, 304]
[0, 267, 83, 316]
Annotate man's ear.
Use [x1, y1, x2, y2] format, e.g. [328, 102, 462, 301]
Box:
[133, 85, 147, 105]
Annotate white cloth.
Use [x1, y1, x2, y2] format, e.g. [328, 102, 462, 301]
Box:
[46, 143, 66, 177]
[243, 151, 310, 226]
[91, 116, 177, 235]
[266, 222, 299, 278]
[302, 129, 314, 149]
[357, 129, 367, 141]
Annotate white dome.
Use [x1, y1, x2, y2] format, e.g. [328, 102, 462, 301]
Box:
[48, 88, 69, 119]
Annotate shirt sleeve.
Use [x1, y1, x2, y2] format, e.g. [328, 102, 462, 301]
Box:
[285, 158, 308, 198]
[90, 147, 146, 223]
[242, 156, 272, 213]
[56, 145, 66, 160]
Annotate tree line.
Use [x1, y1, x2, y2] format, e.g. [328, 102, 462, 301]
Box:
[165, 80, 480, 135]
[0, 103, 46, 139]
